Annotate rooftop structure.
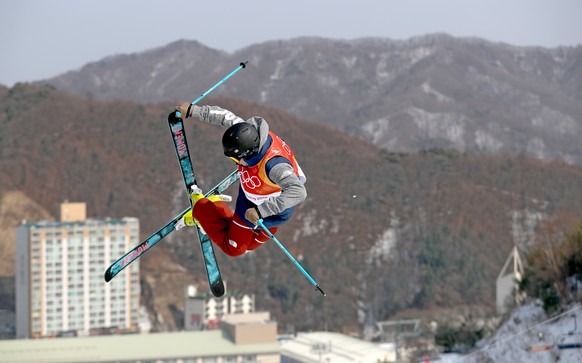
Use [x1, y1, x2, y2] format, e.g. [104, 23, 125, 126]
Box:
[280, 331, 395, 363]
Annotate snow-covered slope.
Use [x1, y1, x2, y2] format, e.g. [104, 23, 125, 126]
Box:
[459, 302, 582, 363]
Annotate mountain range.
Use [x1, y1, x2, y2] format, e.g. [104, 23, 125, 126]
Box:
[45, 34, 582, 166]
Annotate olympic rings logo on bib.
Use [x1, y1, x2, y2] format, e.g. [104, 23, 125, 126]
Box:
[240, 170, 262, 189]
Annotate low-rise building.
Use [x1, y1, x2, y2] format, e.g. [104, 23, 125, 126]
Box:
[0, 313, 279, 363]
[280, 331, 395, 363]
[184, 285, 255, 330]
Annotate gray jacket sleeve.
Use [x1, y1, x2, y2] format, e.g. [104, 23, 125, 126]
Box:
[257, 163, 307, 217]
[191, 105, 269, 148]
[191, 105, 244, 127]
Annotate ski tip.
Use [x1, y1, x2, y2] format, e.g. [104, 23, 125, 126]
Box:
[168, 111, 182, 123]
[210, 282, 226, 298]
[104, 271, 112, 283]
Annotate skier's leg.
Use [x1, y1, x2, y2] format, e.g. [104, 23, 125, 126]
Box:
[246, 227, 278, 251]
[192, 198, 231, 237]
[193, 200, 254, 257]
[223, 215, 259, 256]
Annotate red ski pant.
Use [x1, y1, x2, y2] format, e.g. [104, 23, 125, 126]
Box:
[192, 198, 277, 257]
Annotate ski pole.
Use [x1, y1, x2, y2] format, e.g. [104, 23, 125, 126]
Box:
[175, 61, 249, 118]
[258, 219, 326, 296]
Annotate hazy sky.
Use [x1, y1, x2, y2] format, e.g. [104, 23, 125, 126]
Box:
[1, 0, 581, 86]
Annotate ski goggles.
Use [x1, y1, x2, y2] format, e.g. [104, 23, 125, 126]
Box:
[224, 147, 259, 164]
[228, 156, 241, 164]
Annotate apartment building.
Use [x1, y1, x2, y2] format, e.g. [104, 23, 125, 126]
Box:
[15, 202, 140, 338]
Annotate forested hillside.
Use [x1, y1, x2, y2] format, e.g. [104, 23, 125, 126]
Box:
[2, 83, 582, 333]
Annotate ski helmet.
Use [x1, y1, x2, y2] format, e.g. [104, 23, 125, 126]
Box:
[222, 122, 260, 160]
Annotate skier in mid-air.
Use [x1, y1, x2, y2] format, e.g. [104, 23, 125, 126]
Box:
[174, 102, 307, 257]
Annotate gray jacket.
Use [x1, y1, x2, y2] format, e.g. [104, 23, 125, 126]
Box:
[191, 105, 307, 218]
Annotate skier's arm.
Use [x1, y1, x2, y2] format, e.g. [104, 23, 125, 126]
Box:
[176, 102, 244, 128]
[175, 102, 271, 147]
[191, 105, 245, 128]
[257, 163, 307, 217]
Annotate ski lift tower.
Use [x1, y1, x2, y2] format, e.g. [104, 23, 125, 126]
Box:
[496, 246, 525, 315]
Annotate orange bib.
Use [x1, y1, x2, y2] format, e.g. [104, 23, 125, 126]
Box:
[238, 132, 305, 205]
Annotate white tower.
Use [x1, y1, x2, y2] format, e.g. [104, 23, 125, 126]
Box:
[496, 246, 525, 315]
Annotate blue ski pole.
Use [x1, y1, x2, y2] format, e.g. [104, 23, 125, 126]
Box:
[175, 61, 249, 118]
[257, 219, 326, 296]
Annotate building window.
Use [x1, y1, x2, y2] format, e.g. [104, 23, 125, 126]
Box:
[242, 355, 257, 363]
